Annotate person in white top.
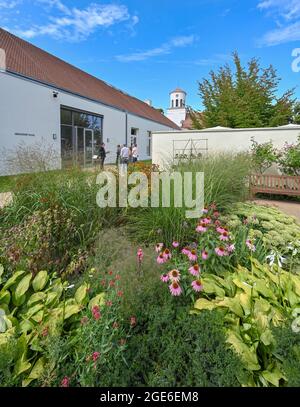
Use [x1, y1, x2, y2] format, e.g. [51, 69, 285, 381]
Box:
[120, 144, 130, 175]
[132, 144, 138, 163]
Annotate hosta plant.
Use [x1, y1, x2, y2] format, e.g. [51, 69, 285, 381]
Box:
[0, 265, 104, 386]
[193, 259, 300, 387]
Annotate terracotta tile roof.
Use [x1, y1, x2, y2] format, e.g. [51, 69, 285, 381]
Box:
[0, 28, 180, 130]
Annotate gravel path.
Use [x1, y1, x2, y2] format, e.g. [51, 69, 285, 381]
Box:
[254, 199, 300, 221]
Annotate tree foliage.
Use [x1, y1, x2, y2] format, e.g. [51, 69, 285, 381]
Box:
[194, 53, 296, 129]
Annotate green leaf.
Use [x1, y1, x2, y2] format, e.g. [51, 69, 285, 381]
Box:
[75, 284, 88, 304]
[26, 303, 44, 318]
[3, 270, 26, 290]
[0, 290, 11, 304]
[217, 297, 244, 317]
[260, 329, 274, 346]
[194, 298, 217, 311]
[226, 331, 260, 371]
[22, 357, 45, 387]
[27, 292, 47, 306]
[89, 293, 105, 310]
[15, 274, 32, 301]
[63, 304, 81, 319]
[202, 277, 225, 298]
[14, 355, 31, 377]
[261, 367, 284, 387]
[32, 271, 48, 292]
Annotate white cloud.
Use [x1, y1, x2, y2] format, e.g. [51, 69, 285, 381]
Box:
[116, 35, 196, 62]
[0, 0, 20, 9]
[258, 0, 300, 45]
[9, 1, 138, 42]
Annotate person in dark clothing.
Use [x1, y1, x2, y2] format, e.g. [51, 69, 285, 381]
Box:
[98, 143, 106, 170]
[116, 144, 121, 166]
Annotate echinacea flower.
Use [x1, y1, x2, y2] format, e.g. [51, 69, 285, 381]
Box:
[168, 269, 181, 282]
[172, 241, 179, 248]
[169, 282, 182, 296]
[191, 280, 204, 292]
[196, 222, 207, 233]
[220, 231, 229, 241]
[155, 243, 164, 253]
[189, 264, 200, 276]
[160, 273, 169, 283]
[213, 211, 220, 218]
[202, 250, 209, 260]
[61, 376, 70, 387]
[226, 243, 235, 253]
[92, 352, 100, 362]
[202, 207, 209, 214]
[215, 247, 227, 257]
[188, 249, 198, 262]
[216, 226, 226, 234]
[163, 248, 171, 260]
[181, 247, 190, 255]
[246, 239, 256, 252]
[202, 217, 212, 224]
[157, 253, 167, 264]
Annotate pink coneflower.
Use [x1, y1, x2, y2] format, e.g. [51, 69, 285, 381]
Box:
[220, 231, 229, 241]
[226, 243, 235, 253]
[106, 300, 113, 307]
[196, 222, 207, 233]
[92, 352, 100, 362]
[172, 241, 179, 248]
[202, 207, 209, 214]
[188, 249, 198, 262]
[160, 273, 169, 283]
[163, 248, 171, 260]
[181, 247, 190, 255]
[189, 264, 200, 276]
[216, 226, 226, 234]
[202, 217, 212, 224]
[92, 305, 101, 320]
[192, 280, 204, 292]
[137, 248, 144, 262]
[213, 211, 220, 218]
[246, 239, 256, 252]
[169, 282, 182, 296]
[215, 247, 227, 257]
[168, 269, 181, 282]
[157, 253, 167, 264]
[215, 219, 221, 227]
[61, 376, 70, 387]
[210, 202, 217, 210]
[117, 290, 123, 297]
[155, 243, 164, 253]
[202, 250, 209, 260]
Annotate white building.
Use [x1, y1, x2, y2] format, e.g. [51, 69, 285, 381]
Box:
[166, 88, 188, 127]
[0, 28, 179, 175]
[152, 125, 300, 169]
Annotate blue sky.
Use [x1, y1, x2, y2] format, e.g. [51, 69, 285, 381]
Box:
[1, 0, 300, 110]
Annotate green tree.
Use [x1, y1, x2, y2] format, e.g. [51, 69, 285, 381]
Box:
[194, 52, 296, 129]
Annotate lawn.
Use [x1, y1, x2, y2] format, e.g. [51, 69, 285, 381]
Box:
[1, 154, 300, 387]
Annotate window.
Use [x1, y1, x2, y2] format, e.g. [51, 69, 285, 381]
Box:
[147, 131, 152, 156]
[176, 99, 179, 107]
[60, 107, 103, 168]
[131, 128, 138, 146]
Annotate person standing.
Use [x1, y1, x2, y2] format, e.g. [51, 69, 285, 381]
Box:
[116, 144, 121, 166]
[120, 144, 129, 173]
[98, 142, 106, 170]
[132, 144, 138, 163]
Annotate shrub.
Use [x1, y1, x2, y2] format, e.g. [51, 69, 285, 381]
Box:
[277, 136, 300, 176]
[273, 321, 300, 387]
[0, 265, 104, 386]
[221, 202, 300, 271]
[110, 305, 243, 387]
[194, 259, 300, 386]
[250, 137, 278, 174]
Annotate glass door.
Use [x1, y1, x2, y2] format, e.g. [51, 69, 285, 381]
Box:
[76, 127, 85, 167]
[84, 129, 94, 167]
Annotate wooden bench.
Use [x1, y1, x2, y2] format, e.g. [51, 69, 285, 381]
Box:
[250, 174, 300, 198]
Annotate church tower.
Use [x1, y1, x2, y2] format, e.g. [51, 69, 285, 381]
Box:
[166, 88, 187, 127]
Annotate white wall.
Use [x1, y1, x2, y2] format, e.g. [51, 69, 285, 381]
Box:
[0, 71, 175, 175]
[152, 127, 300, 169]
